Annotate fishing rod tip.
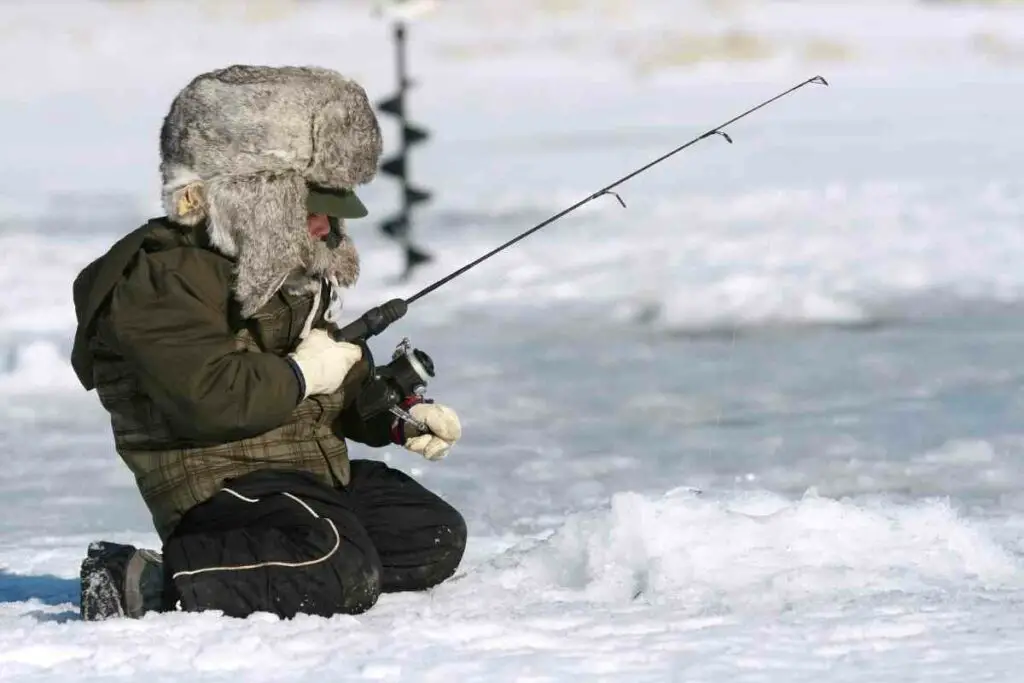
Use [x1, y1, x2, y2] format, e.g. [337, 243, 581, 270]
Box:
[811, 75, 829, 86]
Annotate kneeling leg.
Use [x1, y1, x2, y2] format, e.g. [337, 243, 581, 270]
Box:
[346, 459, 468, 593]
[164, 471, 382, 619]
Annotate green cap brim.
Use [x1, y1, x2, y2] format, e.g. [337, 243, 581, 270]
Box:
[306, 186, 368, 219]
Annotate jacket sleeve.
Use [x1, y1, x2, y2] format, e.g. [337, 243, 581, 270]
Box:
[334, 401, 395, 447]
[331, 358, 395, 447]
[104, 248, 302, 443]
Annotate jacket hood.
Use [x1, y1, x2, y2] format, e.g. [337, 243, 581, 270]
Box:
[70, 220, 197, 390]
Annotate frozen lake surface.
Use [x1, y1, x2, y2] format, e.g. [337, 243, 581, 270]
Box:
[1, 1, 1023, 680]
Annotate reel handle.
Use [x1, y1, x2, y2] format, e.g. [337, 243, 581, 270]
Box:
[329, 298, 408, 343]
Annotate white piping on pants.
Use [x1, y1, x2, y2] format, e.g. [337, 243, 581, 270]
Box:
[170, 489, 341, 579]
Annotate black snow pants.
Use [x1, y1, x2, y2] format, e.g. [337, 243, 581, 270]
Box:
[161, 460, 467, 619]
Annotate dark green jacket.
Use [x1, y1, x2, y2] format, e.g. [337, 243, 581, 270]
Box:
[71, 218, 387, 541]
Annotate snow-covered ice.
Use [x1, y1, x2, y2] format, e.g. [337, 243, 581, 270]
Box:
[2, 0, 1024, 680]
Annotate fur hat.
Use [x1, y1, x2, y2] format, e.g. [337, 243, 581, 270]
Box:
[159, 64, 382, 316]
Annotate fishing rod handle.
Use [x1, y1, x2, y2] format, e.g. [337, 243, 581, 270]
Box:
[329, 298, 409, 342]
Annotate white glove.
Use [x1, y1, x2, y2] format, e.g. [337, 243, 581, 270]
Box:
[402, 403, 462, 461]
[287, 329, 363, 399]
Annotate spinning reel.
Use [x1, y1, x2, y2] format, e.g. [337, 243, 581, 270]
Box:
[354, 337, 435, 432]
[326, 298, 435, 431]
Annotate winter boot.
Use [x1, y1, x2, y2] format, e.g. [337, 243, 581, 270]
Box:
[79, 541, 164, 621]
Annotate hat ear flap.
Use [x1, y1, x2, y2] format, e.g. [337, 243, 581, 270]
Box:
[165, 181, 208, 226]
[205, 171, 307, 317]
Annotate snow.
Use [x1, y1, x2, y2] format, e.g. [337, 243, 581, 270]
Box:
[2, 0, 1024, 680]
[2, 491, 1022, 681]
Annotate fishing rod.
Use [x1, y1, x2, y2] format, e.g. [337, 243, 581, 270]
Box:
[334, 74, 828, 343]
[328, 75, 829, 425]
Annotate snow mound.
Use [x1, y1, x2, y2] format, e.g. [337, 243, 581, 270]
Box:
[477, 489, 1022, 612]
